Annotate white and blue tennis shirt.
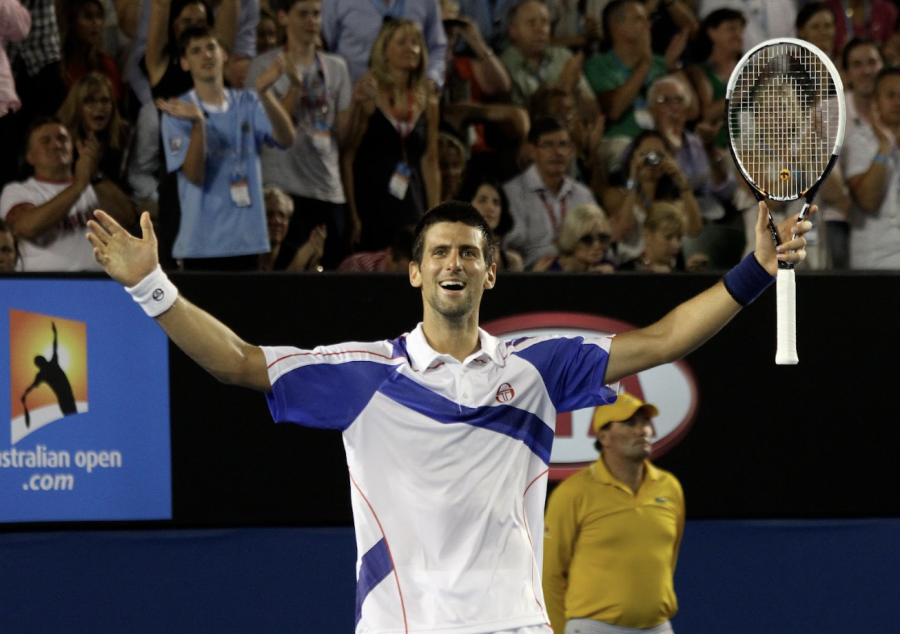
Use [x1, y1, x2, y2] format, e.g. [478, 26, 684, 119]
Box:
[262, 324, 617, 634]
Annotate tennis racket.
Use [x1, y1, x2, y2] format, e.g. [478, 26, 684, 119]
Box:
[725, 38, 845, 365]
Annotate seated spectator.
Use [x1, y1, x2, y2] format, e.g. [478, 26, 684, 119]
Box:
[647, 74, 735, 223]
[256, 6, 282, 54]
[59, 0, 123, 101]
[585, 0, 672, 172]
[439, 131, 468, 201]
[259, 185, 327, 271]
[503, 116, 598, 268]
[619, 201, 708, 271]
[321, 0, 447, 87]
[0, 217, 20, 271]
[844, 67, 900, 269]
[245, 0, 354, 270]
[337, 225, 415, 272]
[825, 0, 897, 54]
[57, 72, 132, 189]
[696, 0, 795, 51]
[602, 129, 702, 264]
[0, 0, 30, 187]
[500, 0, 596, 119]
[0, 116, 135, 271]
[796, 2, 838, 63]
[157, 25, 296, 270]
[532, 202, 615, 272]
[684, 9, 745, 152]
[456, 173, 523, 271]
[343, 19, 440, 252]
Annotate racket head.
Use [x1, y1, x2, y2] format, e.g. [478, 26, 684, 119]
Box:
[725, 38, 846, 203]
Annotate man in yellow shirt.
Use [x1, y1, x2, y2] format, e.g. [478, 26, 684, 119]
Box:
[543, 393, 685, 634]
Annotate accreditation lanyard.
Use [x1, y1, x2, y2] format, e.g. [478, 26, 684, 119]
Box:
[537, 189, 566, 232]
[369, 0, 406, 20]
[841, 0, 871, 39]
[294, 51, 330, 122]
[390, 89, 416, 163]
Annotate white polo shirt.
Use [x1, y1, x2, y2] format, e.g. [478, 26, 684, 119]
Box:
[262, 324, 616, 634]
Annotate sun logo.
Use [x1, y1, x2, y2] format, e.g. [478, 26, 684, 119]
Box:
[9, 310, 88, 444]
[779, 169, 791, 181]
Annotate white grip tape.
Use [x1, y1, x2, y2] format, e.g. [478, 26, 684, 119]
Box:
[125, 265, 179, 318]
[775, 268, 798, 365]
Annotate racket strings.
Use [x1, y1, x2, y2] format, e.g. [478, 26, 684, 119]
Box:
[729, 43, 841, 200]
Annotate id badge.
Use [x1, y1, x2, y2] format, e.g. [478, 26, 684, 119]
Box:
[230, 178, 252, 207]
[388, 162, 412, 200]
[310, 121, 331, 155]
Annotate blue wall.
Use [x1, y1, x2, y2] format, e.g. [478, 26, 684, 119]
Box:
[2, 519, 898, 633]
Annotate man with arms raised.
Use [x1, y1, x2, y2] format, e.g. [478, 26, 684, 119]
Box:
[86, 199, 810, 634]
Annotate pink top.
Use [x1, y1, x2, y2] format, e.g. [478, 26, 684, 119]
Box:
[0, 0, 31, 115]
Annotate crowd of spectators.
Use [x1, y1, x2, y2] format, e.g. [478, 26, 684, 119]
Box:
[1, 0, 899, 273]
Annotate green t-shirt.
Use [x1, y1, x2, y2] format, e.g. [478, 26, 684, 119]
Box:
[584, 51, 669, 138]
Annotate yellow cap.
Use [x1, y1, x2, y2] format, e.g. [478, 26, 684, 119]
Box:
[591, 392, 660, 433]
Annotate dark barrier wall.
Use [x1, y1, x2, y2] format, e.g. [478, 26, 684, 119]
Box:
[159, 271, 897, 526]
[5, 271, 896, 530]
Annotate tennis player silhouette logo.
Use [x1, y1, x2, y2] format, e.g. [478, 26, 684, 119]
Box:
[9, 311, 88, 445]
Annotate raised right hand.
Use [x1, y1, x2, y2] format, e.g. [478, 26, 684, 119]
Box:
[86, 210, 159, 287]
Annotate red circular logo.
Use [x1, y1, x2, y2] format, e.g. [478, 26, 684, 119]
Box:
[496, 383, 515, 403]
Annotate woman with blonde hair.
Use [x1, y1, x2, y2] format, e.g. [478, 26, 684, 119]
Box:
[533, 203, 615, 273]
[619, 201, 709, 271]
[342, 19, 440, 251]
[57, 72, 131, 187]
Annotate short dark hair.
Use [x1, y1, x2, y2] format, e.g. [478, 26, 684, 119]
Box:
[26, 115, 66, 150]
[411, 202, 494, 266]
[275, 0, 319, 12]
[842, 36, 884, 71]
[390, 225, 416, 263]
[875, 66, 900, 94]
[177, 24, 217, 58]
[795, 2, 834, 31]
[527, 116, 566, 145]
[601, 0, 642, 44]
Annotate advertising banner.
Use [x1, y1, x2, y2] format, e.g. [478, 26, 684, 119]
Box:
[0, 278, 171, 522]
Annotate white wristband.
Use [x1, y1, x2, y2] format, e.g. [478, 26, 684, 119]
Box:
[125, 265, 178, 317]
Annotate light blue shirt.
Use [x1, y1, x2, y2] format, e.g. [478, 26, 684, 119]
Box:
[161, 89, 274, 259]
[321, 0, 447, 86]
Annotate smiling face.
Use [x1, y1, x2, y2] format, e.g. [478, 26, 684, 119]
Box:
[180, 35, 226, 82]
[409, 221, 496, 325]
[846, 43, 884, 98]
[385, 25, 423, 74]
[173, 2, 209, 40]
[797, 9, 835, 55]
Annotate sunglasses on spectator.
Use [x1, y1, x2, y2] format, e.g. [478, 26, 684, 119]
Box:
[579, 232, 612, 247]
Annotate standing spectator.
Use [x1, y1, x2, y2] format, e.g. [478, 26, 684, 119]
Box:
[602, 130, 702, 264]
[59, 0, 124, 101]
[0, 218, 21, 271]
[585, 0, 671, 172]
[0, 116, 135, 271]
[543, 392, 684, 634]
[844, 67, 900, 269]
[0, 0, 30, 187]
[500, 0, 596, 117]
[503, 116, 598, 268]
[127, 101, 162, 218]
[532, 203, 616, 273]
[157, 26, 296, 270]
[438, 131, 468, 202]
[245, 0, 353, 269]
[796, 2, 839, 63]
[145, 0, 215, 101]
[321, 0, 447, 87]
[343, 19, 440, 252]
[456, 0, 518, 51]
[456, 173, 523, 271]
[256, 6, 282, 54]
[825, 0, 897, 55]
[696, 0, 796, 51]
[684, 9, 745, 151]
[58, 72, 132, 189]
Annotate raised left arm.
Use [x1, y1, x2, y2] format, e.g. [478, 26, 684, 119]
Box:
[605, 202, 813, 383]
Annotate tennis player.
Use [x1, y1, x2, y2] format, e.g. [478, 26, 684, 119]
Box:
[86, 200, 811, 634]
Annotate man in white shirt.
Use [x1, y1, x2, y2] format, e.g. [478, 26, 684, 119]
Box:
[0, 116, 134, 271]
[85, 198, 811, 634]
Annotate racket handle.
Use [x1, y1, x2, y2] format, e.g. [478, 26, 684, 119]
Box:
[775, 269, 799, 365]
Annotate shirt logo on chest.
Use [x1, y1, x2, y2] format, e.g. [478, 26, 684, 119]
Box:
[496, 383, 515, 403]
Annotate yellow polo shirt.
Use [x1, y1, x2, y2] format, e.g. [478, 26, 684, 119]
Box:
[542, 457, 685, 632]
